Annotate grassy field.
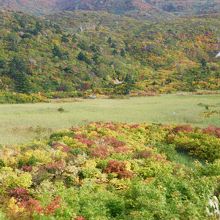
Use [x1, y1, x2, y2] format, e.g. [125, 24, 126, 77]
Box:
[0, 94, 220, 145]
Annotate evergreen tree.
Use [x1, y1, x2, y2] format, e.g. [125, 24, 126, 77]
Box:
[52, 45, 63, 58]
[112, 49, 118, 55]
[14, 72, 31, 93]
[123, 73, 136, 95]
[120, 49, 126, 57]
[32, 21, 43, 35]
[77, 52, 91, 64]
[0, 59, 6, 69]
[9, 57, 29, 74]
[107, 37, 112, 44]
[6, 33, 19, 52]
[9, 57, 31, 93]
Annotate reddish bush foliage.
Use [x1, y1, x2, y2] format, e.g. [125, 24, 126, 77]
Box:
[172, 125, 193, 133]
[96, 137, 130, 153]
[79, 138, 94, 147]
[90, 146, 110, 158]
[75, 216, 86, 220]
[134, 150, 166, 162]
[203, 126, 220, 138]
[114, 146, 130, 153]
[20, 196, 61, 215]
[9, 188, 30, 202]
[153, 154, 167, 162]
[129, 124, 140, 129]
[74, 134, 87, 139]
[9, 190, 61, 215]
[46, 160, 65, 173]
[93, 122, 118, 131]
[105, 123, 118, 131]
[44, 196, 61, 215]
[52, 142, 71, 152]
[21, 165, 33, 172]
[20, 198, 43, 214]
[104, 160, 133, 179]
[75, 134, 94, 147]
[104, 137, 126, 148]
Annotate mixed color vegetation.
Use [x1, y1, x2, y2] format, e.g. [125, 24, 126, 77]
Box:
[0, 94, 220, 145]
[0, 9, 219, 102]
[0, 122, 220, 219]
[0, 0, 220, 219]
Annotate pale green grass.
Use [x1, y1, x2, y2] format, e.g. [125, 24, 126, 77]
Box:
[0, 94, 220, 145]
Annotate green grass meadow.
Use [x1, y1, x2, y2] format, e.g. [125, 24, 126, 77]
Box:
[1, 94, 220, 145]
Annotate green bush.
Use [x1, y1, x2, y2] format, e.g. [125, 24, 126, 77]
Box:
[0, 92, 47, 104]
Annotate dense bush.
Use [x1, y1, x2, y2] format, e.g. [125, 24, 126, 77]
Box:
[0, 11, 219, 98]
[168, 126, 220, 162]
[0, 122, 220, 219]
[0, 92, 47, 104]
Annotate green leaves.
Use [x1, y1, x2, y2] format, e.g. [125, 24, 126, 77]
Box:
[1, 11, 220, 97]
[0, 122, 219, 219]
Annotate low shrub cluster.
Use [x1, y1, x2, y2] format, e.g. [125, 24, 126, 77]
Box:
[0, 122, 220, 219]
[0, 92, 47, 104]
[168, 125, 220, 162]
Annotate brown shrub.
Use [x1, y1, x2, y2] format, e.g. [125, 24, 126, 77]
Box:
[172, 125, 193, 133]
[203, 126, 220, 138]
[104, 160, 133, 179]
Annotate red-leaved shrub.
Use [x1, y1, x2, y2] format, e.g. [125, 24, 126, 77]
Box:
[203, 126, 220, 138]
[45, 161, 65, 173]
[44, 196, 61, 215]
[105, 123, 118, 131]
[129, 124, 140, 129]
[52, 142, 71, 152]
[114, 146, 130, 153]
[75, 216, 86, 220]
[75, 134, 94, 147]
[153, 154, 167, 162]
[104, 137, 126, 148]
[172, 125, 193, 133]
[9, 188, 30, 202]
[90, 146, 110, 158]
[104, 160, 133, 179]
[20, 196, 61, 215]
[20, 198, 43, 214]
[21, 165, 33, 172]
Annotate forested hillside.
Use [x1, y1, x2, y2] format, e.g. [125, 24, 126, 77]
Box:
[145, 0, 220, 15]
[0, 0, 219, 16]
[0, 0, 170, 19]
[0, 10, 219, 99]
